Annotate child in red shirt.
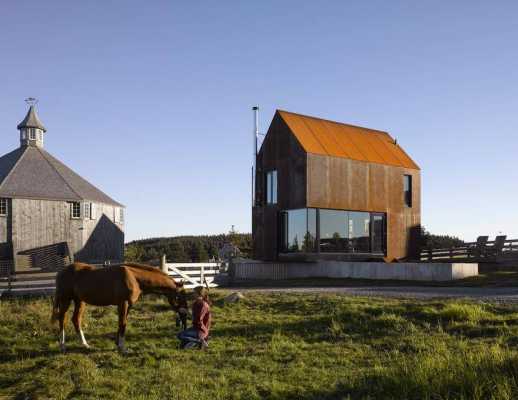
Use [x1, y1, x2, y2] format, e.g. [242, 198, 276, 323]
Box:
[177, 286, 211, 349]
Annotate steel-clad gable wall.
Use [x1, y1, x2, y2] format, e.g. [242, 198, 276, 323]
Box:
[306, 154, 421, 261]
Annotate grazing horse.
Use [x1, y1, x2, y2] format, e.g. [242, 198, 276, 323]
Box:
[51, 262, 188, 352]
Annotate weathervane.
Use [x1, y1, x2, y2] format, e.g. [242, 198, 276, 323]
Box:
[24, 97, 38, 107]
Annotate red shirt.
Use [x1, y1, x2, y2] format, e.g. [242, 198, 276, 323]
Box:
[192, 298, 211, 340]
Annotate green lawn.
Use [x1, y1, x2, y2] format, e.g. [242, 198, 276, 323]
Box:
[2, 291, 518, 399]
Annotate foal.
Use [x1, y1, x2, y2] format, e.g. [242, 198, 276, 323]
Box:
[51, 262, 188, 352]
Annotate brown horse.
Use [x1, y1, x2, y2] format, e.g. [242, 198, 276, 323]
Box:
[51, 262, 188, 352]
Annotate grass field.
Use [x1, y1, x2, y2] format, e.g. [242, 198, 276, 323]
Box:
[2, 291, 518, 399]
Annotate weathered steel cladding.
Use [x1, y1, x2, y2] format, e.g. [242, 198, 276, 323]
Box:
[307, 154, 420, 261]
[253, 114, 306, 260]
[253, 110, 421, 262]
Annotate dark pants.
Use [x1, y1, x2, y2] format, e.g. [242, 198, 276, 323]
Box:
[177, 327, 201, 343]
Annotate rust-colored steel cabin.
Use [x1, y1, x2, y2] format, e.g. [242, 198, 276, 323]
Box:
[252, 110, 421, 262]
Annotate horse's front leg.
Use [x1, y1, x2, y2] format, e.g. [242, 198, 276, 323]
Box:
[117, 301, 130, 353]
[72, 299, 90, 349]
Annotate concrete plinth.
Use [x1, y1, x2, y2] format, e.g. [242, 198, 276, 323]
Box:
[232, 261, 478, 282]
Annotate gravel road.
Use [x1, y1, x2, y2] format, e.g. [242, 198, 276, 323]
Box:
[237, 286, 518, 303]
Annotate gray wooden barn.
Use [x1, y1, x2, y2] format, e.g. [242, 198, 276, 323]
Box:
[0, 104, 124, 272]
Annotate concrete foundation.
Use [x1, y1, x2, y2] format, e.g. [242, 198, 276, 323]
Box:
[232, 261, 478, 282]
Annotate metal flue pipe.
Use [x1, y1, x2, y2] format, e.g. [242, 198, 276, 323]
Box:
[252, 106, 259, 207]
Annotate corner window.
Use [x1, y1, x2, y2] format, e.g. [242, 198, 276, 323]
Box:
[71, 202, 81, 219]
[281, 208, 386, 255]
[404, 175, 412, 207]
[266, 170, 277, 205]
[0, 198, 8, 216]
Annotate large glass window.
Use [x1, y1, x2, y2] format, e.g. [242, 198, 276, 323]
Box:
[281, 208, 386, 255]
[404, 175, 412, 207]
[266, 170, 277, 205]
[319, 209, 348, 252]
[371, 214, 385, 254]
[281, 208, 316, 252]
[349, 212, 370, 253]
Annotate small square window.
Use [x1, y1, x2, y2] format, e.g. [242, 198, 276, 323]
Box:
[0, 198, 8, 216]
[71, 202, 81, 219]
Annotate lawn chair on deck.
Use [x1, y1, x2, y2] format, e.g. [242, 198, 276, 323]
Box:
[468, 236, 489, 259]
[487, 235, 507, 260]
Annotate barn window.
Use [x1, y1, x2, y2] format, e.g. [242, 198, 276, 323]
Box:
[71, 202, 81, 219]
[0, 198, 7, 216]
[119, 208, 124, 224]
[404, 175, 412, 207]
[83, 202, 91, 219]
[265, 170, 277, 205]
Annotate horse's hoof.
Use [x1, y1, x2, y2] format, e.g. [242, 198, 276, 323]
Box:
[60, 345, 66, 353]
[118, 346, 128, 355]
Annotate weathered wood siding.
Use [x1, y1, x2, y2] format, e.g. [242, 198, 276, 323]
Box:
[76, 202, 124, 263]
[10, 198, 124, 269]
[307, 154, 421, 261]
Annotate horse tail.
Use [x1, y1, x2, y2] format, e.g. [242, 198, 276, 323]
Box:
[51, 270, 64, 323]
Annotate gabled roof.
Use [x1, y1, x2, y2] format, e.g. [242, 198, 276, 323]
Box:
[277, 110, 419, 170]
[17, 106, 47, 132]
[0, 146, 123, 206]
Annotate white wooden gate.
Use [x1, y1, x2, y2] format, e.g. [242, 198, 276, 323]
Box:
[163, 259, 221, 289]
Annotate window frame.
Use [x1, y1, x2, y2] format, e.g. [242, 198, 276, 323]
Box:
[0, 198, 8, 216]
[265, 170, 278, 205]
[281, 207, 387, 256]
[404, 175, 412, 207]
[83, 202, 91, 219]
[71, 202, 81, 219]
[29, 128, 36, 140]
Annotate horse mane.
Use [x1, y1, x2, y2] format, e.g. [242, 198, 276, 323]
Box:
[123, 262, 165, 274]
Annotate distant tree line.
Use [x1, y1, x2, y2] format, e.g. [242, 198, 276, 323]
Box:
[125, 232, 252, 263]
[419, 227, 464, 249]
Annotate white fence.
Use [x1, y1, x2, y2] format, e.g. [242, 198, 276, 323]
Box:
[161, 256, 221, 289]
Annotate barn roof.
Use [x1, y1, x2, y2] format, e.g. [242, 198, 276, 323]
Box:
[277, 110, 419, 170]
[17, 106, 47, 132]
[0, 146, 123, 206]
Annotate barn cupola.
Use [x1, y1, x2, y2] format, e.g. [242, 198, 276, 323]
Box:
[17, 98, 46, 148]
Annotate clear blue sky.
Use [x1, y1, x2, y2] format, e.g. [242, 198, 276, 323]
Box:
[1, 1, 517, 242]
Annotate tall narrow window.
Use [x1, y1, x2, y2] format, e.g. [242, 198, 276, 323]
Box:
[29, 128, 36, 140]
[71, 202, 81, 219]
[119, 208, 124, 224]
[83, 202, 91, 219]
[0, 198, 8, 216]
[266, 170, 278, 205]
[404, 175, 412, 207]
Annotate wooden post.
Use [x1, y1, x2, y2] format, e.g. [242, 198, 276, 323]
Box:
[200, 264, 205, 287]
[160, 254, 167, 274]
